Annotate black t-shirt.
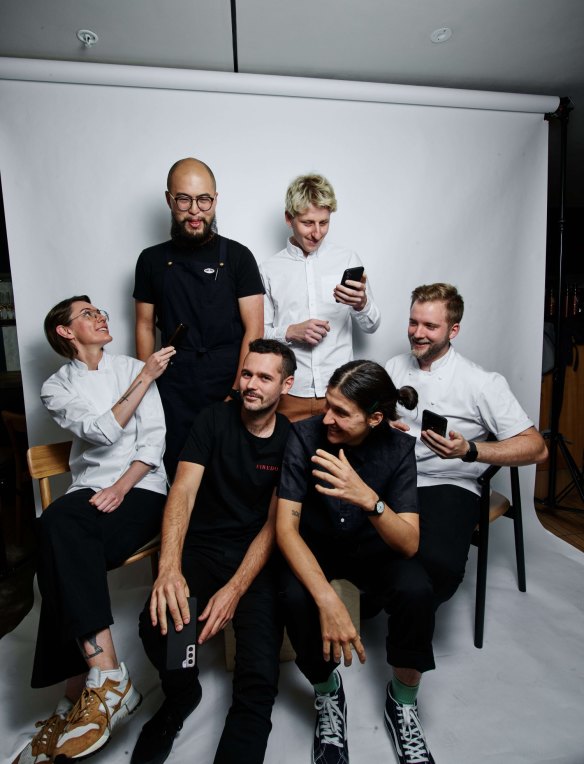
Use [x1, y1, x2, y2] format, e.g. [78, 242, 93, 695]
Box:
[133, 235, 264, 346]
[278, 416, 418, 551]
[180, 401, 290, 557]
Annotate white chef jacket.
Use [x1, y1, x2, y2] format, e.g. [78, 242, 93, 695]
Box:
[41, 352, 167, 495]
[385, 347, 533, 495]
[261, 238, 380, 397]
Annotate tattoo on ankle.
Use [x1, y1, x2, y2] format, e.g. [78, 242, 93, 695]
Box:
[77, 632, 104, 660]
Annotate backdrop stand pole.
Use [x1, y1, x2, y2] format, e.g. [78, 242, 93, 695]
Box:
[538, 97, 583, 512]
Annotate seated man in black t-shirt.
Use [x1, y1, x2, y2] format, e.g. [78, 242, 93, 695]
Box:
[132, 339, 296, 764]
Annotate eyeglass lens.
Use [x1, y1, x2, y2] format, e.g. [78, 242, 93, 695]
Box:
[173, 194, 214, 212]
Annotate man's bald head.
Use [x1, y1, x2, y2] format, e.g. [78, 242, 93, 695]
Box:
[166, 158, 218, 245]
[167, 158, 216, 193]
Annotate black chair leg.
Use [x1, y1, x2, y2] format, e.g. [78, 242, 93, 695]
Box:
[510, 467, 526, 592]
[474, 485, 491, 648]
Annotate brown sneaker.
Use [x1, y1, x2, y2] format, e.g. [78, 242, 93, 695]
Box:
[54, 663, 141, 760]
[13, 698, 72, 764]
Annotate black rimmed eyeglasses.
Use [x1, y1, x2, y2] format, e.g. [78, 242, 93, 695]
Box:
[168, 192, 216, 212]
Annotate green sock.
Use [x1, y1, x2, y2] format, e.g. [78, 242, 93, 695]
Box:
[391, 676, 419, 705]
[314, 671, 339, 695]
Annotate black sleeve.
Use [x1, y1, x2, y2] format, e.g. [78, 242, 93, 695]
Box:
[231, 242, 265, 298]
[133, 249, 155, 304]
[383, 437, 419, 515]
[277, 426, 312, 502]
[179, 405, 217, 466]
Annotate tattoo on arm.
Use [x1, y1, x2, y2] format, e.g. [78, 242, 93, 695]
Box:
[291, 509, 301, 518]
[117, 379, 143, 405]
[77, 632, 104, 660]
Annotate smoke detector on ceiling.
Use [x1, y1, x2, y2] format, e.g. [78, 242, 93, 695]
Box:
[430, 27, 452, 44]
[77, 29, 99, 47]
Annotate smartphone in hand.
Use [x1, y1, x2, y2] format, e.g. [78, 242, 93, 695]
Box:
[165, 597, 198, 670]
[340, 266, 365, 287]
[421, 409, 447, 438]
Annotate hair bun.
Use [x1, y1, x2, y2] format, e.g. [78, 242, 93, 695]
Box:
[398, 385, 418, 411]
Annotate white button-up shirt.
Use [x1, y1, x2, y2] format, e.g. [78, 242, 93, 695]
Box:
[261, 238, 381, 396]
[41, 352, 167, 495]
[385, 347, 533, 495]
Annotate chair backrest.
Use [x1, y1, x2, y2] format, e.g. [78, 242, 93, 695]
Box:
[27, 441, 72, 510]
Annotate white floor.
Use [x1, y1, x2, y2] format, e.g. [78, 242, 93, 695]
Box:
[2, 483, 584, 764]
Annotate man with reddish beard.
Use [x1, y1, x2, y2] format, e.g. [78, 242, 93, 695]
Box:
[132, 339, 296, 764]
[134, 158, 264, 478]
[386, 283, 547, 606]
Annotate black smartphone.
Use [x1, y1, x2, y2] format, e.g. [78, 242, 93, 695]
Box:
[421, 409, 448, 438]
[166, 322, 188, 348]
[340, 266, 365, 287]
[165, 597, 198, 671]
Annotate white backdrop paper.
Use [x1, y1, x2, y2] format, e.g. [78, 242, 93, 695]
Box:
[0, 61, 553, 467]
[3, 60, 584, 764]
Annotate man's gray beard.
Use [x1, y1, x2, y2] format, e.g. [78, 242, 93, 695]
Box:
[170, 215, 218, 248]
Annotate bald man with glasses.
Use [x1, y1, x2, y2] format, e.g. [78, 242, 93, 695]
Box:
[133, 157, 264, 479]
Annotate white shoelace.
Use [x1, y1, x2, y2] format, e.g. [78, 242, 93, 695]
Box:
[397, 703, 431, 763]
[315, 692, 345, 747]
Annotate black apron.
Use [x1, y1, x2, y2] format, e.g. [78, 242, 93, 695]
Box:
[156, 237, 243, 476]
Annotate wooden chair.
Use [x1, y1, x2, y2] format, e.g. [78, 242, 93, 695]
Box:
[473, 464, 525, 648]
[223, 578, 360, 671]
[26, 441, 160, 578]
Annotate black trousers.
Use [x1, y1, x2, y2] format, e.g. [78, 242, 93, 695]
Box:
[417, 484, 480, 609]
[139, 548, 282, 764]
[280, 536, 436, 682]
[31, 487, 164, 688]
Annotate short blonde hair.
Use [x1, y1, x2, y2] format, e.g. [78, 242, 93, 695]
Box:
[285, 174, 338, 216]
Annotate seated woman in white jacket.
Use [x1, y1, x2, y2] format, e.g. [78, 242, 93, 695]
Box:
[14, 295, 175, 764]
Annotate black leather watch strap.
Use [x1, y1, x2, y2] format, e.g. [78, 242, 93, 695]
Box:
[363, 499, 385, 516]
[461, 440, 478, 462]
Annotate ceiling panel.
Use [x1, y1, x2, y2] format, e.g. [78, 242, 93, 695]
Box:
[0, 0, 235, 71]
[237, 0, 584, 95]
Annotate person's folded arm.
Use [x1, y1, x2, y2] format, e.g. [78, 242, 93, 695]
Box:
[150, 461, 203, 635]
[276, 496, 366, 666]
[422, 425, 548, 466]
[311, 448, 418, 557]
[198, 489, 278, 644]
[41, 350, 174, 445]
[89, 460, 152, 513]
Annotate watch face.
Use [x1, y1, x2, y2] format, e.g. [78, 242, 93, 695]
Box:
[375, 500, 384, 515]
